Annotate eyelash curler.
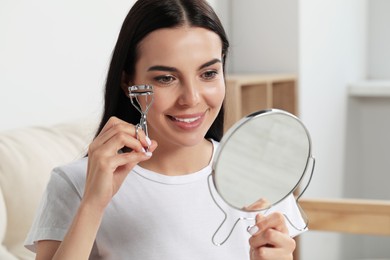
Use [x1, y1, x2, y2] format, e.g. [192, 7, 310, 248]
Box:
[128, 85, 154, 149]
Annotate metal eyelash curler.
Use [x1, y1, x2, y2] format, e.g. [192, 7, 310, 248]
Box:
[128, 85, 154, 148]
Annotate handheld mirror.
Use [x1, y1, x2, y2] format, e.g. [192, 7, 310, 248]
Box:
[209, 109, 315, 246]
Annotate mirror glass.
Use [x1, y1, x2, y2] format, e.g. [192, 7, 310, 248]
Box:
[213, 109, 312, 211]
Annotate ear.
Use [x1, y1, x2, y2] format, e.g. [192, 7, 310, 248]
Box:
[121, 71, 131, 97]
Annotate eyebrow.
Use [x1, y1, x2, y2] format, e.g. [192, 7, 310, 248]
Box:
[147, 58, 222, 72]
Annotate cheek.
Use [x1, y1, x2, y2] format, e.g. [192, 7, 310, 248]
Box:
[206, 84, 225, 108]
[147, 91, 169, 116]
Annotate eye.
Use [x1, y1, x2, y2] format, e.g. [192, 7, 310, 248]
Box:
[201, 70, 218, 80]
[154, 75, 176, 85]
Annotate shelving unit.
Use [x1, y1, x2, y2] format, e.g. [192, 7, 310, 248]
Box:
[224, 74, 298, 131]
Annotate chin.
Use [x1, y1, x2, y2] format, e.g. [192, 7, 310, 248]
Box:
[173, 133, 208, 148]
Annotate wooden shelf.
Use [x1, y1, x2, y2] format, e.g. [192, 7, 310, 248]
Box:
[224, 74, 297, 131]
[300, 198, 390, 236]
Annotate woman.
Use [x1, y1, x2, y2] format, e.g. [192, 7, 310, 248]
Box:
[25, 0, 301, 259]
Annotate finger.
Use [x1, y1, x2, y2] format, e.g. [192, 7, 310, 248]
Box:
[114, 148, 154, 173]
[88, 146, 153, 182]
[146, 140, 158, 153]
[250, 241, 295, 260]
[244, 198, 270, 211]
[97, 122, 137, 145]
[84, 150, 154, 205]
[92, 124, 142, 154]
[99, 122, 152, 152]
[247, 213, 288, 245]
[249, 228, 295, 250]
[133, 126, 152, 150]
[247, 214, 265, 236]
[94, 116, 154, 153]
[90, 133, 144, 161]
[248, 213, 291, 251]
[256, 212, 289, 235]
[99, 116, 125, 135]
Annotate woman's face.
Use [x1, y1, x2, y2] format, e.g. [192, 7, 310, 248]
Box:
[132, 26, 225, 148]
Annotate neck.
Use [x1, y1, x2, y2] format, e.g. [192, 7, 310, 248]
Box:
[139, 139, 214, 176]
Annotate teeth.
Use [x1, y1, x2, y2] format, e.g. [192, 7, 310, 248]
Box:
[173, 116, 201, 123]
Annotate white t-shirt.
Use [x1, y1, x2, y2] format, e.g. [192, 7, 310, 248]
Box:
[25, 140, 306, 259]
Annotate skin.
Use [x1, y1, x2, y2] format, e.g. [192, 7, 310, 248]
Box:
[130, 26, 225, 175]
[249, 213, 296, 259]
[35, 25, 295, 260]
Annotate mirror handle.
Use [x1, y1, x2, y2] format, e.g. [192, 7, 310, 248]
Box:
[208, 154, 314, 246]
[296, 156, 316, 201]
[207, 174, 254, 246]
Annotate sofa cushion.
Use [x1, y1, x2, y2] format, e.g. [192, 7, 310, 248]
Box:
[0, 119, 96, 259]
[0, 187, 17, 259]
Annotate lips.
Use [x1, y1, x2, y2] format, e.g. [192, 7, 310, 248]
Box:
[167, 111, 207, 130]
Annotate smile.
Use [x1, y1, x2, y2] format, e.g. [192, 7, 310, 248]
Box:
[167, 111, 207, 130]
[171, 116, 202, 123]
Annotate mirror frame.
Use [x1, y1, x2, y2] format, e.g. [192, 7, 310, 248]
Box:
[212, 109, 314, 212]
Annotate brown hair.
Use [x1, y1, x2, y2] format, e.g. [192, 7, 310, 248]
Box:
[97, 0, 229, 141]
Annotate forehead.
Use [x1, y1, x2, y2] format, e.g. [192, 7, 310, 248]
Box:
[137, 26, 222, 65]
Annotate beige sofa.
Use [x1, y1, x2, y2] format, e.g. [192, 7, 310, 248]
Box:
[0, 119, 97, 259]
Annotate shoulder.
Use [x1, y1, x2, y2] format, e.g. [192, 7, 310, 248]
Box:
[53, 157, 88, 176]
[48, 157, 88, 197]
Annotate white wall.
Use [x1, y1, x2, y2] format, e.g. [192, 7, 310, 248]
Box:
[299, 0, 367, 202]
[0, 0, 135, 130]
[342, 92, 390, 258]
[229, 0, 298, 74]
[367, 0, 390, 79]
[298, 0, 367, 259]
[0, 0, 229, 131]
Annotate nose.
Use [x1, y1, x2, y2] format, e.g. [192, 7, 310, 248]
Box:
[177, 80, 200, 107]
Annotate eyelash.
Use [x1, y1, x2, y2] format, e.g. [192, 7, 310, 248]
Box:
[153, 70, 219, 85]
[202, 70, 218, 80]
[154, 75, 175, 85]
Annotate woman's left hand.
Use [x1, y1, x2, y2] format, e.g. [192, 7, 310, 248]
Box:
[248, 213, 296, 260]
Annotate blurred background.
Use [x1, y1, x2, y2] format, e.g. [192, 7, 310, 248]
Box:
[1, 0, 390, 259]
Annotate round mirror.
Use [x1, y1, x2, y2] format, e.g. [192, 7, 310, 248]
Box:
[212, 109, 312, 212]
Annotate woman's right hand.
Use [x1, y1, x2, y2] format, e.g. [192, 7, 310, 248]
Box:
[37, 117, 158, 260]
[83, 116, 157, 211]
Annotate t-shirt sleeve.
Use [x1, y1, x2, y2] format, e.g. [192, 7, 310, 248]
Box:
[265, 194, 308, 237]
[24, 167, 82, 252]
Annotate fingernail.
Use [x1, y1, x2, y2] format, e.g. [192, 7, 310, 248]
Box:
[145, 136, 152, 146]
[141, 147, 146, 153]
[247, 225, 259, 235]
[145, 151, 152, 157]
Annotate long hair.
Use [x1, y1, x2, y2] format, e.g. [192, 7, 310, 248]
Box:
[96, 0, 229, 141]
